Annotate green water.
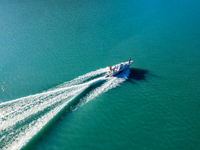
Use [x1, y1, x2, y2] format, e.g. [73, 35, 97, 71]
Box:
[0, 0, 200, 149]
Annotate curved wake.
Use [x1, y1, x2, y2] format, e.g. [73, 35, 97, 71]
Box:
[0, 67, 130, 150]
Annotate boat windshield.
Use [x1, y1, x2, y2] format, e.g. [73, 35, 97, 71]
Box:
[120, 63, 125, 69]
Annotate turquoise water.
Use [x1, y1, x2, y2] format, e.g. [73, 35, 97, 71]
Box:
[1, 0, 200, 149]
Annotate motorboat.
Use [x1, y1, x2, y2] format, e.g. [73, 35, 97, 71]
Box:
[107, 59, 134, 77]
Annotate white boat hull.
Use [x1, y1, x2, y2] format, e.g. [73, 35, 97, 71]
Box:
[107, 61, 133, 77]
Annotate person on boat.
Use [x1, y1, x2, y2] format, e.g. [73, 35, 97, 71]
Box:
[110, 66, 112, 70]
[129, 58, 131, 63]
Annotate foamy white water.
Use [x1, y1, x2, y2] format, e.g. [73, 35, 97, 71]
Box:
[0, 67, 130, 150]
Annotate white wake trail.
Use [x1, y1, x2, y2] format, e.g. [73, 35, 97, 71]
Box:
[0, 83, 90, 150]
[0, 67, 130, 150]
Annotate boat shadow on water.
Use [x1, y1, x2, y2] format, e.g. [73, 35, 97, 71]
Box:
[128, 68, 148, 80]
[119, 68, 148, 84]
